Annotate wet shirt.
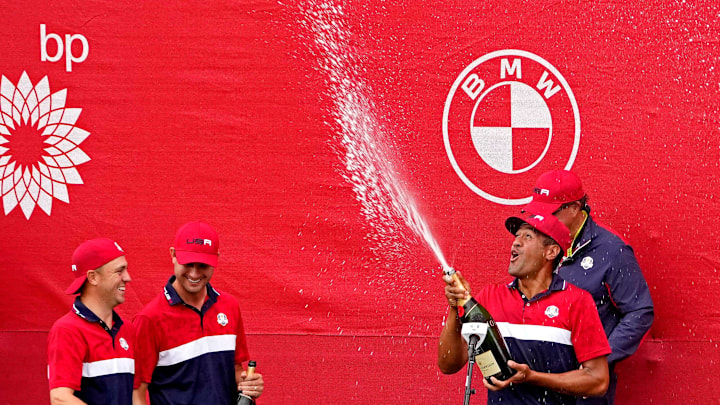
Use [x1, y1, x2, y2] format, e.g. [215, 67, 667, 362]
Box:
[133, 276, 249, 405]
[476, 275, 611, 405]
[558, 214, 654, 365]
[47, 298, 135, 405]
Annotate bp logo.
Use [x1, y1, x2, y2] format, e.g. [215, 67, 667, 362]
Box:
[0, 71, 90, 219]
[443, 50, 580, 204]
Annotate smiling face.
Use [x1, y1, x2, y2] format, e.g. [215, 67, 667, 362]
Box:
[170, 247, 214, 302]
[92, 256, 131, 308]
[508, 224, 560, 279]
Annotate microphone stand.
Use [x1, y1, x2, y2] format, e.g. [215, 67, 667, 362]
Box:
[463, 334, 479, 405]
[460, 323, 488, 405]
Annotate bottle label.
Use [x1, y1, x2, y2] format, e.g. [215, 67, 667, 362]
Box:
[475, 351, 501, 378]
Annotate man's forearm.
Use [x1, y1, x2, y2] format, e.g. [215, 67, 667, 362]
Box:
[132, 383, 149, 405]
[50, 388, 88, 405]
[525, 356, 609, 397]
[437, 306, 468, 374]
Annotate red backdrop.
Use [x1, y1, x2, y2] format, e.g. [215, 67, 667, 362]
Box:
[1, 1, 719, 404]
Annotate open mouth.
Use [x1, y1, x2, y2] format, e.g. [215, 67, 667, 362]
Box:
[510, 250, 519, 262]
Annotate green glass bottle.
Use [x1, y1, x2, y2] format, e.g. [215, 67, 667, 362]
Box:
[445, 268, 517, 382]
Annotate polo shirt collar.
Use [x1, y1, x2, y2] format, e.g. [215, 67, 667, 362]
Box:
[507, 273, 567, 302]
[163, 275, 220, 309]
[71, 297, 123, 336]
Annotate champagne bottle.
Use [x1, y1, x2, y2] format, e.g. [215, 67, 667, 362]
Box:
[444, 267, 516, 382]
[236, 361, 257, 405]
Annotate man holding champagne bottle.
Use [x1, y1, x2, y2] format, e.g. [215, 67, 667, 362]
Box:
[132, 221, 263, 405]
[438, 214, 611, 405]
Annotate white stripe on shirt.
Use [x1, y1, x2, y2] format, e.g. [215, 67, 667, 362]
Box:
[497, 322, 573, 346]
[157, 334, 237, 367]
[82, 358, 134, 378]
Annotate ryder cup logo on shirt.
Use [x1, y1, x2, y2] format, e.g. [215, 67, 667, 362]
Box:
[545, 305, 560, 319]
[581, 256, 594, 270]
[217, 313, 228, 326]
[0, 72, 91, 219]
[119, 337, 129, 351]
[442, 50, 581, 205]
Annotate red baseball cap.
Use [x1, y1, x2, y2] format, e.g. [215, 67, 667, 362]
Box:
[505, 213, 571, 252]
[66, 238, 126, 294]
[522, 170, 585, 215]
[173, 221, 219, 267]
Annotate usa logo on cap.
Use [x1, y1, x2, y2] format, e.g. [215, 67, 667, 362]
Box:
[173, 221, 220, 267]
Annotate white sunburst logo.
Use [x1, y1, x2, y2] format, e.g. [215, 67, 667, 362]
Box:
[0, 71, 90, 219]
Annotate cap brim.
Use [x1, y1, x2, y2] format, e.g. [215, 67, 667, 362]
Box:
[64, 275, 86, 295]
[175, 250, 218, 267]
[505, 216, 528, 235]
[521, 200, 563, 215]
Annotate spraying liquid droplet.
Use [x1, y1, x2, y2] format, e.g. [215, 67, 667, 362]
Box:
[301, 1, 449, 273]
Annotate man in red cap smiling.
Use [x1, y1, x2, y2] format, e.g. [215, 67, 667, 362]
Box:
[47, 238, 134, 405]
[523, 170, 654, 405]
[132, 221, 263, 405]
[438, 215, 611, 405]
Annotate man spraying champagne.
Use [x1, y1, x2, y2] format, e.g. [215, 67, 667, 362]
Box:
[438, 214, 611, 405]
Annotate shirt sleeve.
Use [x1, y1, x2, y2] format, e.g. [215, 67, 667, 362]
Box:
[132, 313, 159, 388]
[47, 323, 85, 391]
[475, 284, 494, 308]
[604, 244, 655, 364]
[570, 289, 612, 364]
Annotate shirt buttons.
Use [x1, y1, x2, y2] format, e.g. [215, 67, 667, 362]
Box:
[526, 303, 531, 307]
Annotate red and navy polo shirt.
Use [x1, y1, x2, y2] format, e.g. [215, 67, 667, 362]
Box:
[475, 275, 611, 405]
[133, 276, 249, 405]
[47, 298, 135, 405]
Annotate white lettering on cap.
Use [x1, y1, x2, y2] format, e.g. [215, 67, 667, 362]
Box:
[72, 264, 77, 272]
[203, 239, 212, 246]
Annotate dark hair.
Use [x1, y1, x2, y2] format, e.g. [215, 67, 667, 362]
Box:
[555, 194, 590, 214]
[578, 195, 589, 212]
